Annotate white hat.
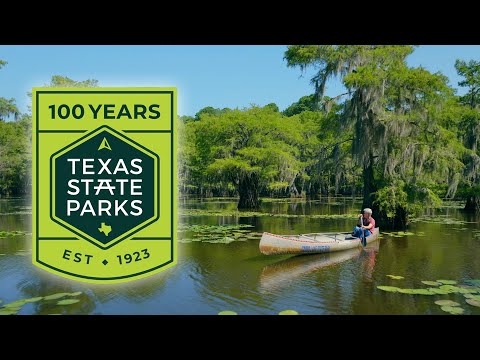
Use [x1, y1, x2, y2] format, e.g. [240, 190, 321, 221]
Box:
[363, 208, 373, 214]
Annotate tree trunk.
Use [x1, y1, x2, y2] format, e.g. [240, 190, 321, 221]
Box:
[465, 195, 480, 212]
[361, 153, 408, 229]
[362, 154, 376, 209]
[238, 173, 259, 209]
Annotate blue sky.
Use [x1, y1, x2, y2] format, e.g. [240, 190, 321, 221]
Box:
[0, 45, 479, 116]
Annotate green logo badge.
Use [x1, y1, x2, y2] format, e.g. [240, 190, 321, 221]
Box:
[32, 88, 177, 283]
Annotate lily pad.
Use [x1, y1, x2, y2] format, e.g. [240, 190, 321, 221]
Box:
[43, 293, 71, 300]
[377, 286, 400, 292]
[386, 275, 404, 280]
[440, 306, 464, 315]
[465, 299, 480, 307]
[0, 309, 18, 315]
[3, 300, 27, 308]
[435, 300, 460, 306]
[68, 292, 82, 297]
[397, 288, 416, 294]
[56, 299, 80, 306]
[422, 281, 441, 286]
[429, 288, 452, 295]
[437, 280, 457, 285]
[279, 310, 299, 315]
[412, 289, 434, 295]
[218, 310, 238, 315]
[463, 294, 480, 300]
[438, 285, 462, 293]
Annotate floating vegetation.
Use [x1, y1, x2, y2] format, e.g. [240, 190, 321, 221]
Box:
[429, 288, 451, 295]
[180, 208, 358, 220]
[43, 292, 73, 301]
[410, 215, 473, 225]
[178, 224, 262, 244]
[441, 306, 464, 314]
[0, 291, 84, 315]
[412, 289, 434, 295]
[0, 309, 18, 315]
[396, 288, 433, 295]
[422, 281, 441, 286]
[377, 286, 401, 292]
[435, 300, 460, 306]
[57, 299, 80, 306]
[465, 299, 480, 307]
[437, 280, 457, 285]
[376, 278, 480, 314]
[279, 310, 299, 315]
[4, 300, 27, 308]
[218, 310, 238, 315]
[0, 230, 29, 238]
[386, 275, 404, 280]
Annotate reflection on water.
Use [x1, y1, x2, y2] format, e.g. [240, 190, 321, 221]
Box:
[1, 197, 480, 314]
[260, 241, 379, 293]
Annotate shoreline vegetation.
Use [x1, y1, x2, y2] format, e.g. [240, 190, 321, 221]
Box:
[1, 46, 480, 230]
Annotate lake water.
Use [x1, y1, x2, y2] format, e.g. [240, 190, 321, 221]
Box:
[1, 197, 480, 315]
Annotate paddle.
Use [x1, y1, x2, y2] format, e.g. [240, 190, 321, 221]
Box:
[361, 227, 366, 247]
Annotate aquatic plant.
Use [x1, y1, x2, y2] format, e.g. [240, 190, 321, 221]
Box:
[279, 310, 299, 315]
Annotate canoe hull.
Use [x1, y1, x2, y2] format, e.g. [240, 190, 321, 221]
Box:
[259, 228, 380, 255]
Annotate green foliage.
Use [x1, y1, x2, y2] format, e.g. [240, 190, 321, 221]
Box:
[0, 117, 30, 195]
[47, 75, 98, 88]
[0, 98, 20, 121]
[285, 45, 477, 224]
[182, 106, 320, 207]
[194, 106, 229, 121]
[283, 94, 317, 116]
[264, 103, 279, 112]
[455, 59, 480, 108]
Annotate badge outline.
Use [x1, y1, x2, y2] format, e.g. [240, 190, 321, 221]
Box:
[50, 125, 160, 250]
[33, 89, 176, 282]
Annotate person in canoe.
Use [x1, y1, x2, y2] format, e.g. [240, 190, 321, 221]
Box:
[353, 208, 375, 239]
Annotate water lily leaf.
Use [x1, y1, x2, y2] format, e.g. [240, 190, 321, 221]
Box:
[397, 288, 416, 294]
[279, 310, 299, 315]
[435, 300, 460, 306]
[43, 293, 70, 300]
[429, 288, 452, 295]
[440, 306, 464, 315]
[377, 286, 400, 292]
[4, 300, 27, 308]
[218, 310, 238, 315]
[463, 294, 480, 300]
[0, 309, 18, 315]
[465, 299, 480, 307]
[24, 297, 43, 303]
[395, 231, 415, 236]
[412, 289, 434, 295]
[437, 285, 463, 293]
[68, 292, 82, 297]
[437, 280, 457, 285]
[386, 275, 404, 280]
[56, 299, 80, 305]
[422, 281, 441, 286]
